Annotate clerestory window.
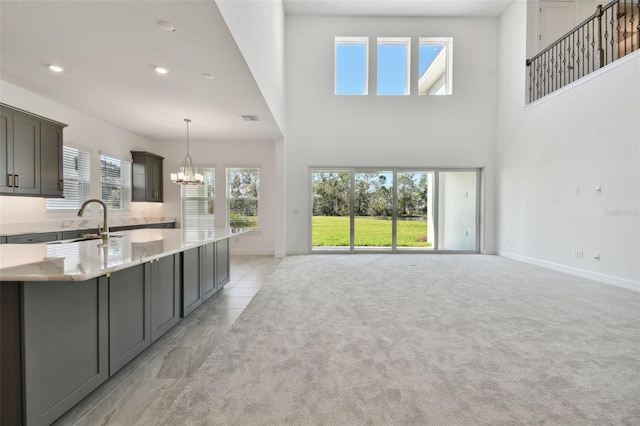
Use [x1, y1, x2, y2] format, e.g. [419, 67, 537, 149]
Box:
[335, 36, 369, 95]
[377, 37, 410, 95]
[418, 37, 453, 95]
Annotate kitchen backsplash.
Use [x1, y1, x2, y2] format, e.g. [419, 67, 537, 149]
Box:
[0, 217, 177, 236]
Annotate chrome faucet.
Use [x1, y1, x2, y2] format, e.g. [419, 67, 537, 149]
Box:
[78, 199, 109, 237]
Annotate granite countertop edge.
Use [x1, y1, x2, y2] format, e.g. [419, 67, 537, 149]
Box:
[0, 217, 178, 237]
[0, 228, 248, 282]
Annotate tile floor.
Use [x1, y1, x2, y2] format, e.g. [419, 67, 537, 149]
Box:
[54, 255, 282, 426]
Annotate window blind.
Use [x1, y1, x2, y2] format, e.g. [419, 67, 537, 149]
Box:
[182, 168, 215, 233]
[46, 146, 91, 210]
[100, 153, 131, 210]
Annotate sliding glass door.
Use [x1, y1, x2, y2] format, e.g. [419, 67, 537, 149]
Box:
[354, 171, 393, 251]
[396, 171, 434, 252]
[310, 168, 479, 253]
[311, 170, 351, 251]
[437, 171, 478, 251]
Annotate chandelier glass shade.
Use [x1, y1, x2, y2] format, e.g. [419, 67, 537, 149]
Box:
[170, 118, 203, 185]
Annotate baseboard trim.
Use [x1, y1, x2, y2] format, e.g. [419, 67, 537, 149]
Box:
[286, 249, 308, 256]
[230, 249, 275, 256]
[498, 251, 639, 292]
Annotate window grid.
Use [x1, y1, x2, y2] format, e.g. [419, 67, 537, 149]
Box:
[418, 37, 453, 96]
[100, 153, 131, 210]
[46, 146, 91, 210]
[335, 36, 369, 95]
[377, 37, 411, 96]
[334, 36, 453, 97]
[227, 167, 260, 230]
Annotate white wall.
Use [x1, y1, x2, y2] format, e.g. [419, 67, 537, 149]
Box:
[0, 80, 164, 225]
[497, 2, 640, 289]
[159, 138, 277, 255]
[208, 0, 286, 255]
[285, 16, 499, 254]
[215, 0, 287, 137]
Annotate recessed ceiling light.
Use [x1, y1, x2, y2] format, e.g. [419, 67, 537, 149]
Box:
[203, 73, 215, 80]
[48, 65, 64, 72]
[157, 20, 175, 32]
[155, 67, 169, 75]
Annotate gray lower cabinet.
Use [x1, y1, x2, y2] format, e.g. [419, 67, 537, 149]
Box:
[22, 277, 109, 426]
[150, 255, 181, 343]
[154, 222, 175, 229]
[216, 238, 230, 287]
[182, 241, 228, 317]
[6, 232, 61, 244]
[182, 247, 202, 316]
[202, 242, 216, 301]
[62, 228, 99, 240]
[3, 223, 177, 244]
[109, 264, 151, 376]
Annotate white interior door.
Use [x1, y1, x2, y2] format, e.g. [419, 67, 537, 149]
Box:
[538, 1, 576, 52]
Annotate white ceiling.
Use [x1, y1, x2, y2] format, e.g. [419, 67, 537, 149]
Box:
[0, 1, 282, 143]
[284, 0, 515, 17]
[0, 0, 514, 144]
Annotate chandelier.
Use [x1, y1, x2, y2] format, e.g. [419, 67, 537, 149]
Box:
[170, 118, 203, 185]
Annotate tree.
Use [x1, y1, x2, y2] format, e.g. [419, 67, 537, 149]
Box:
[312, 172, 349, 216]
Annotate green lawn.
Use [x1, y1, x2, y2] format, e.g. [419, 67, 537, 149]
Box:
[312, 216, 431, 247]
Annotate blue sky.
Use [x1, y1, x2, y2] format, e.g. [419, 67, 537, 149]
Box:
[335, 44, 367, 95]
[336, 42, 443, 95]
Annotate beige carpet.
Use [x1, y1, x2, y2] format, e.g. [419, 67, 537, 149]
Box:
[161, 254, 640, 425]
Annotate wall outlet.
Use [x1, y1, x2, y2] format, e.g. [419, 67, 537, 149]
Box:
[573, 250, 583, 259]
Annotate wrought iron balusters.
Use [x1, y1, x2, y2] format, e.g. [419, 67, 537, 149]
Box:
[526, 0, 638, 102]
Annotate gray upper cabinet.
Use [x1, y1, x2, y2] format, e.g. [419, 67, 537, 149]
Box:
[131, 151, 163, 202]
[0, 104, 66, 198]
[40, 122, 64, 197]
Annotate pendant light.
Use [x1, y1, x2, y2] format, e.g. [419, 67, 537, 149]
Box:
[170, 118, 203, 185]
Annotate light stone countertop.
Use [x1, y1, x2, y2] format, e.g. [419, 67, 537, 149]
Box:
[0, 228, 247, 282]
[0, 216, 177, 237]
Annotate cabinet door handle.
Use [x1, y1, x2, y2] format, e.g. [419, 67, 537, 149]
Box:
[7, 174, 13, 187]
[59, 179, 64, 191]
[14, 174, 19, 187]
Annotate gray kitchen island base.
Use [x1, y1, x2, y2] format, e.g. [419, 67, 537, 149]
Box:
[0, 228, 236, 426]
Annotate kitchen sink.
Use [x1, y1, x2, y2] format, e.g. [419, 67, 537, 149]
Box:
[46, 234, 124, 244]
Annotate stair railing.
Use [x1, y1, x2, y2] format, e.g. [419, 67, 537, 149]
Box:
[526, 0, 639, 102]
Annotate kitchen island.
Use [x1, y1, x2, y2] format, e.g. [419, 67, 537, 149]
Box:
[0, 228, 246, 426]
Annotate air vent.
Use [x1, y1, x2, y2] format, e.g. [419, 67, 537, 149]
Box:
[241, 115, 260, 122]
